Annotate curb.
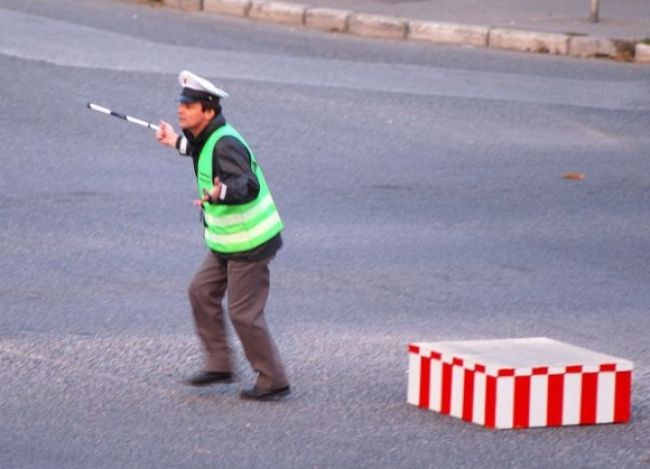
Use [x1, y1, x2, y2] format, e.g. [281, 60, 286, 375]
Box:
[636, 43, 650, 64]
[348, 13, 407, 40]
[249, 1, 307, 25]
[408, 21, 489, 48]
[305, 7, 350, 32]
[166, 0, 649, 64]
[488, 29, 569, 55]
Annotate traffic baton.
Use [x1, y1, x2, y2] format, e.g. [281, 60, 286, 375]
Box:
[86, 102, 160, 131]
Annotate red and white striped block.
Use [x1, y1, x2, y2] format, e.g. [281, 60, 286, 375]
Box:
[407, 337, 633, 429]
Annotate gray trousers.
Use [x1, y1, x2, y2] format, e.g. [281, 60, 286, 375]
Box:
[188, 251, 289, 390]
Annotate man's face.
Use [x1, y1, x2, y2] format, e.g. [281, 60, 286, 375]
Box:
[177, 101, 213, 136]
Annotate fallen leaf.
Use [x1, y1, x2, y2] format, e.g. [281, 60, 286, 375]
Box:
[562, 172, 585, 180]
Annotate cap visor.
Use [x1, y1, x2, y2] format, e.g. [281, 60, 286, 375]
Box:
[177, 95, 199, 103]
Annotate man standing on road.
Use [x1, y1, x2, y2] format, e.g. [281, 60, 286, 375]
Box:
[156, 70, 290, 401]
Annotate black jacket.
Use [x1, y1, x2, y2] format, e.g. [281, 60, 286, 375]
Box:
[177, 113, 282, 261]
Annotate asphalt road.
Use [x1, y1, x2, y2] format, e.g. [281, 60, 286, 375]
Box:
[1, 0, 649, 467]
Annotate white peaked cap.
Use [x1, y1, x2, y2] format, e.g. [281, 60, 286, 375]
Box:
[178, 70, 229, 102]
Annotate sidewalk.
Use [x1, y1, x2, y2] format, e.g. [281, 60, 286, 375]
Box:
[164, 0, 650, 63]
[307, 0, 650, 38]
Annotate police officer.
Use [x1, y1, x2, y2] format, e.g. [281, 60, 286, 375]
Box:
[156, 71, 290, 401]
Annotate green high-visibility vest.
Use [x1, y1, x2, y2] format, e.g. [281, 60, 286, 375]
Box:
[197, 124, 283, 253]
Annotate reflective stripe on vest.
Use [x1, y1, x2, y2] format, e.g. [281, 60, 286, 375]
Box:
[197, 124, 283, 253]
[204, 210, 282, 247]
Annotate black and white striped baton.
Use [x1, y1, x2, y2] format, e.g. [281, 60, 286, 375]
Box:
[86, 103, 160, 132]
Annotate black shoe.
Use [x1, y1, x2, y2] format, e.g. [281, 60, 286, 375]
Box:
[240, 385, 291, 401]
[186, 371, 234, 386]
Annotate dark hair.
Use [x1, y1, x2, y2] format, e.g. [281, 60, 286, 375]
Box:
[201, 100, 222, 117]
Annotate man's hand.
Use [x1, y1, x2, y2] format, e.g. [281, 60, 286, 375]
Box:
[193, 177, 222, 206]
[156, 121, 179, 148]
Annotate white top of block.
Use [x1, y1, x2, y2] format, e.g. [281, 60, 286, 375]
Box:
[411, 337, 633, 374]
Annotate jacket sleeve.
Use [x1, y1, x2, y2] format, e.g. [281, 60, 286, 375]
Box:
[175, 135, 193, 157]
[213, 136, 260, 205]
